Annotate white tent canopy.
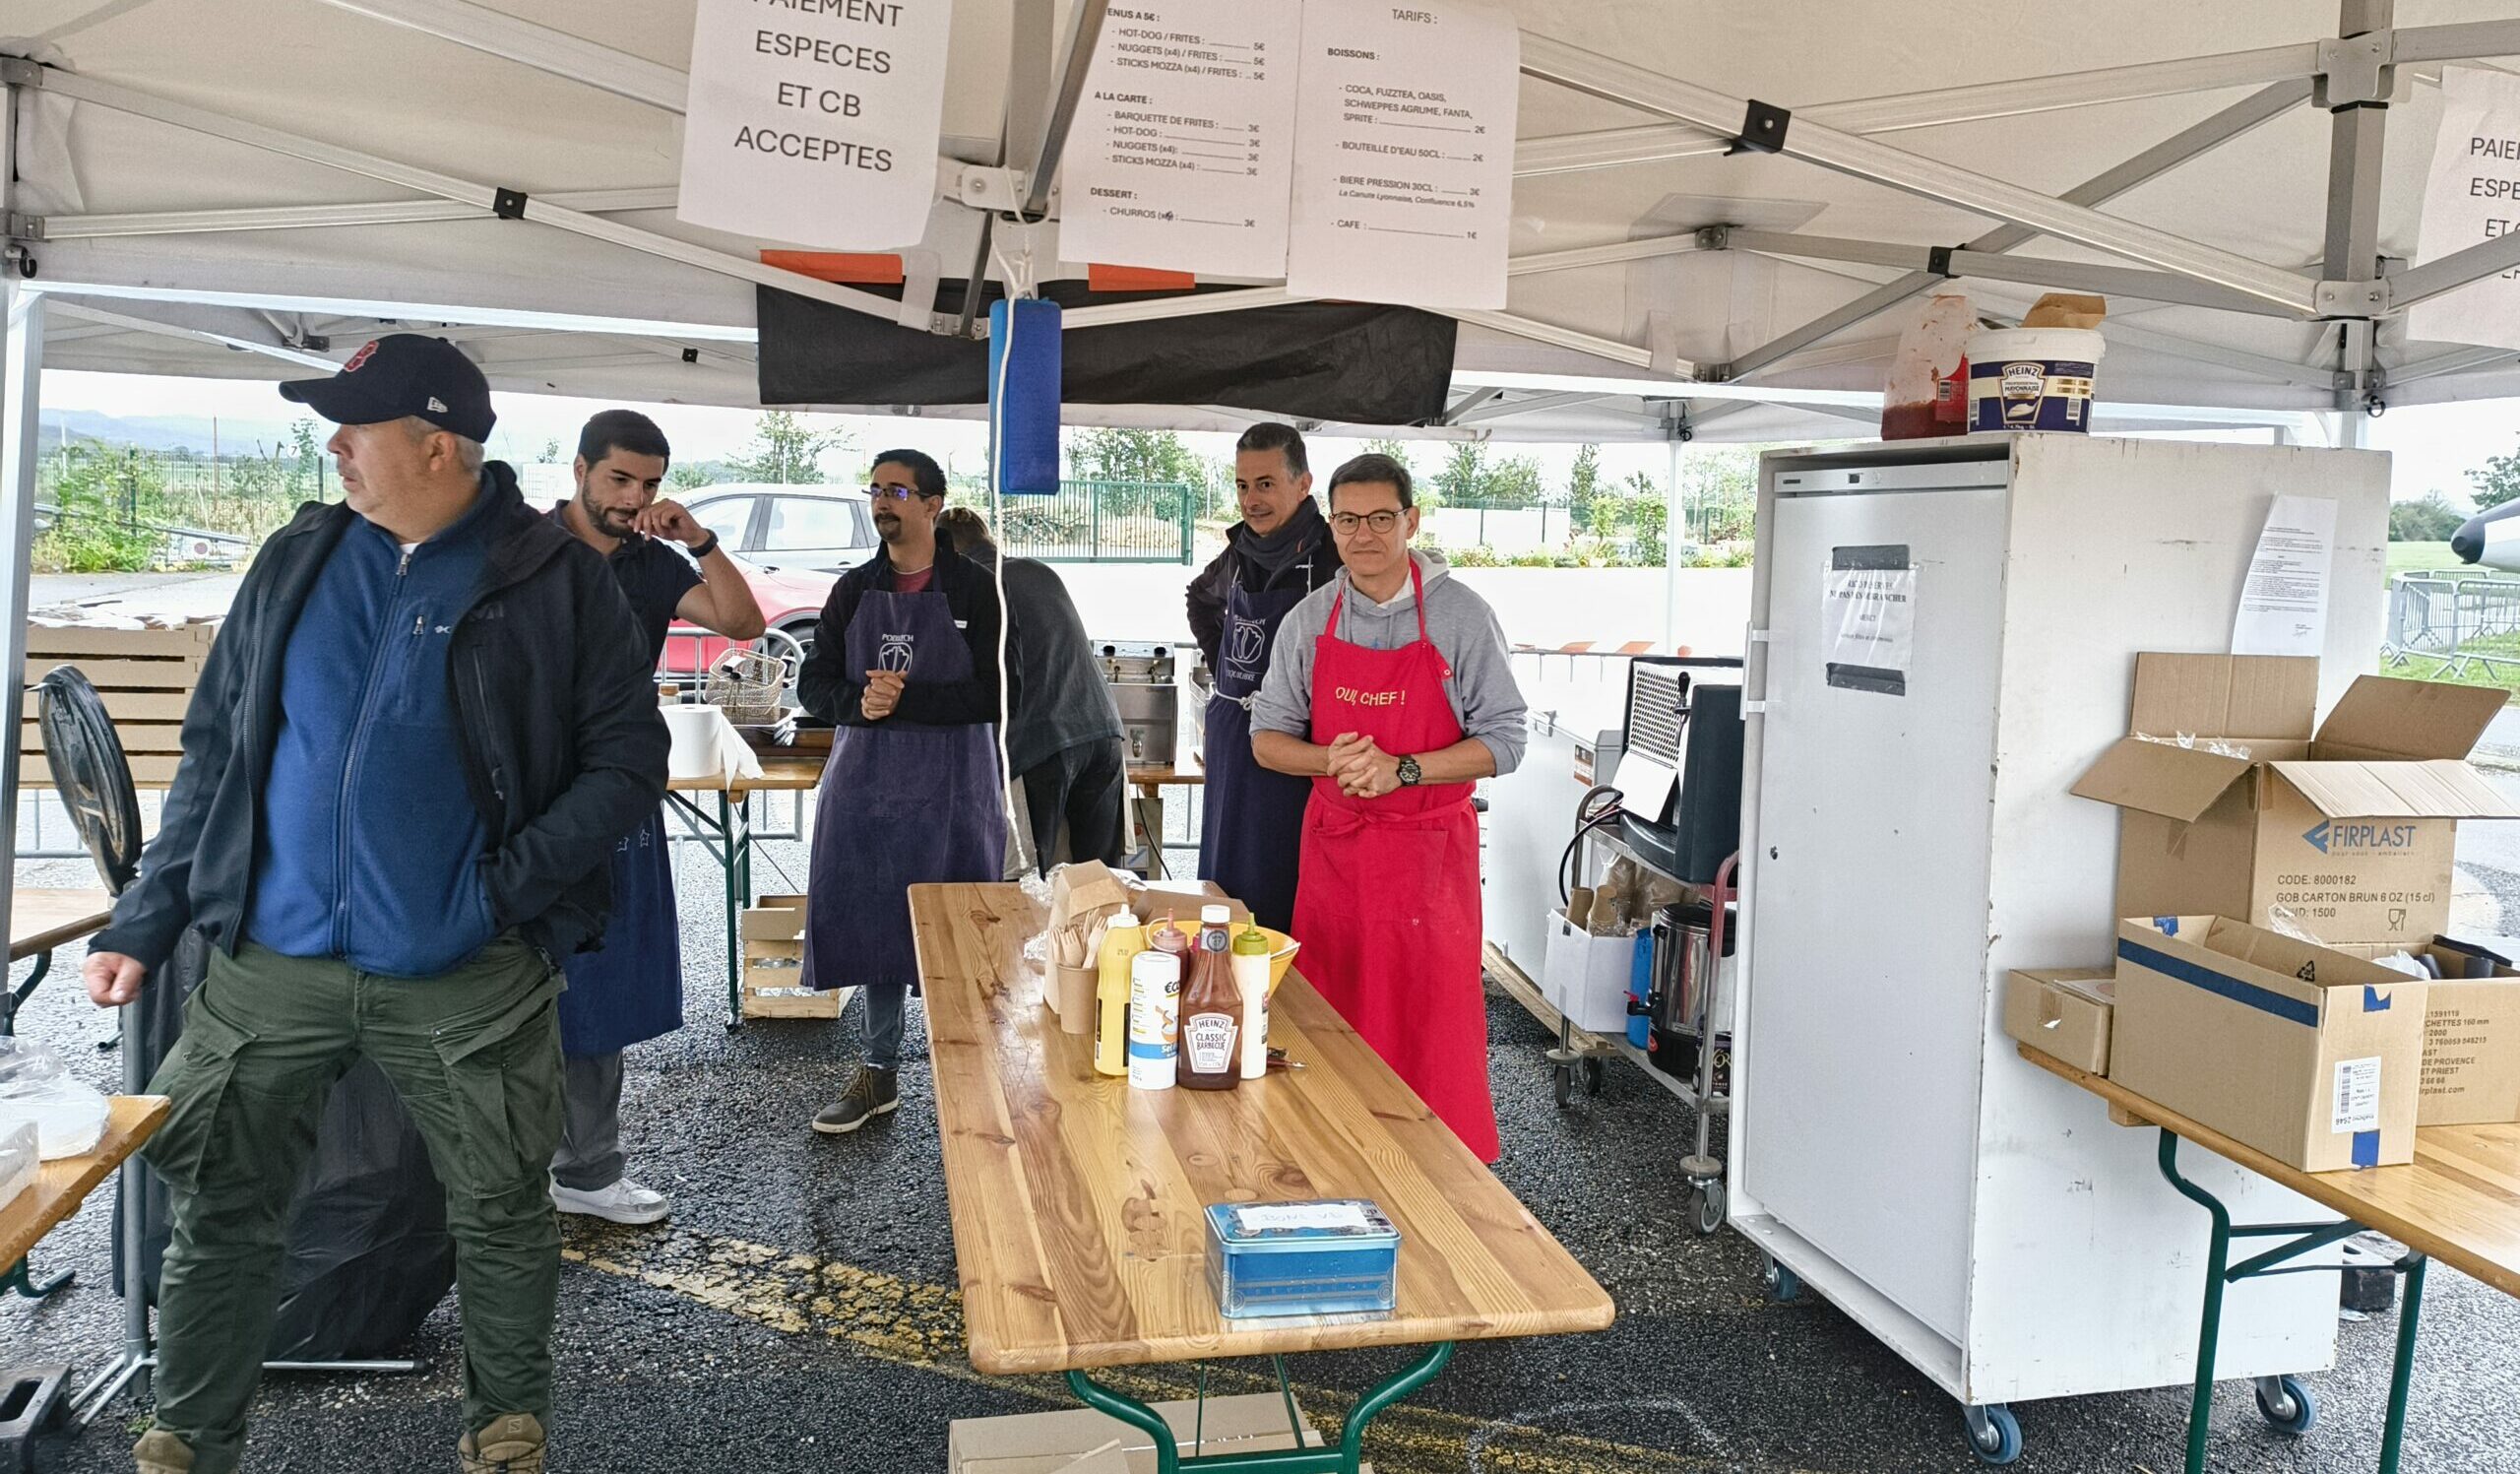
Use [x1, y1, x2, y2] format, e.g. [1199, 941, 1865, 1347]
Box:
[10, 0, 2520, 447]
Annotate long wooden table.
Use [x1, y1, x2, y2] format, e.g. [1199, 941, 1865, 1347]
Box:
[5, 885, 116, 1037]
[667, 753, 825, 1025]
[2022, 1046, 2520, 1474]
[914, 881, 1612, 1474]
[2, 1095, 169, 1284]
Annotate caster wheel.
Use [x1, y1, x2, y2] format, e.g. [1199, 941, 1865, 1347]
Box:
[1552, 1063, 1573, 1108]
[1582, 1057, 1606, 1096]
[2255, 1376, 2317, 1436]
[1761, 1257, 1800, 1304]
[1688, 1180, 1726, 1236]
[1964, 1404, 2022, 1466]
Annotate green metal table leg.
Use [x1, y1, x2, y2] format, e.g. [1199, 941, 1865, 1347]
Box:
[1064, 1343, 1455, 1474]
[2379, 1252, 2428, 1474]
[2157, 1130, 2233, 1474]
[722, 790, 744, 1026]
[2, 950, 50, 1036]
[3, 1253, 72, 1300]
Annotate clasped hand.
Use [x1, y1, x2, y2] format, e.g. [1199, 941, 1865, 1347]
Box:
[1326, 732, 1402, 799]
[861, 669, 907, 721]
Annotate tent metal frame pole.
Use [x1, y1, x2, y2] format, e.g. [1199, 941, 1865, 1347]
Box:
[22, 63, 911, 331]
[1721, 229, 2308, 317]
[2385, 230, 2520, 312]
[44, 188, 681, 239]
[46, 299, 340, 370]
[2393, 19, 2520, 64]
[0, 105, 36, 969]
[1015, 0, 1109, 221]
[1721, 78, 2310, 380]
[2099, 321, 2344, 391]
[1512, 42, 2318, 177]
[312, 0, 685, 110]
[1508, 233, 1706, 277]
[1453, 390, 1610, 425]
[2387, 345, 2516, 384]
[2322, 0, 2394, 409]
[1519, 34, 2320, 313]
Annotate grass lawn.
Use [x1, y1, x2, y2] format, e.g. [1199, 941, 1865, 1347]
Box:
[2388, 541, 2472, 577]
[2382, 545, 2520, 705]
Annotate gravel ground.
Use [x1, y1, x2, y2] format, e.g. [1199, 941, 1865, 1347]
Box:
[7, 827, 2520, 1474]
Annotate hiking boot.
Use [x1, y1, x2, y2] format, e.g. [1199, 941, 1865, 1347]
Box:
[812, 1066, 900, 1134]
[551, 1175, 670, 1225]
[132, 1429, 193, 1474]
[459, 1412, 544, 1474]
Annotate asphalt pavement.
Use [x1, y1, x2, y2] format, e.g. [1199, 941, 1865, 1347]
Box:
[8, 827, 2520, 1474]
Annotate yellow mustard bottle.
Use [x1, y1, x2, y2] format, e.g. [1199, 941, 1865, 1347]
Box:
[1094, 912, 1144, 1077]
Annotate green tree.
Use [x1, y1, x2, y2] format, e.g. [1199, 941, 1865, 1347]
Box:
[2468, 442, 2520, 511]
[728, 411, 854, 483]
[667, 462, 715, 490]
[2389, 493, 2467, 543]
[1622, 470, 1668, 566]
[1064, 427, 1219, 518]
[34, 445, 166, 572]
[1426, 441, 1489, 512]
[1565, 444, 1603, 532]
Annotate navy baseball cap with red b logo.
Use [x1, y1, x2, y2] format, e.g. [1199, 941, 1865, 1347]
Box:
[280, 334, 496, 442]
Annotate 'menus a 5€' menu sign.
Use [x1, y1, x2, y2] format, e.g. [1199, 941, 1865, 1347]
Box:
[678, 0, 954, 249]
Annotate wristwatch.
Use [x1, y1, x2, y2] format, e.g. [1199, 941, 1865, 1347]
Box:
[1396, 755, 1422, 788]
[689, 531, 722, 559]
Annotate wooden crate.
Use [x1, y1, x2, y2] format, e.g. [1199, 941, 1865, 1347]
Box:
[740, 893, 845, 1019]
[21, 620, 220, 791]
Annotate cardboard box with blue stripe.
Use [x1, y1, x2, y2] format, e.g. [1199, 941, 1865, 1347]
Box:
[2072, 653, 2518, 946]
[2111, 917, 2426, 1171]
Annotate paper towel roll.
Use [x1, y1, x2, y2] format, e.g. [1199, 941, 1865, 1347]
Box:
[664, 705, 728, 780]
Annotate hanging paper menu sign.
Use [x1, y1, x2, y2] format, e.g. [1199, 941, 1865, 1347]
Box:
[1059, 0, 1304, 278]
[677, 0, 955, 249]
[1283, 0, 1520, 309]
[2408, 66, 2520, 350]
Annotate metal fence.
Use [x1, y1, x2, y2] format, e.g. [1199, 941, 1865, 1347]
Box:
[2382, 572, 2520, 678]
[971, 480, 1195, 564]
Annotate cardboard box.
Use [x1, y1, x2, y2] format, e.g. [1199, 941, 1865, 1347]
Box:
[2328, 938, 2520, 1125]
[2110, 916, 2426, 1170]
[2003, 967, 2117, 1075]
[949, 1393, 1322, 1474]
[738, 895, 844, 1019]
[2072, 654, 2516, 945]
[1542, 909, 1638, 1035]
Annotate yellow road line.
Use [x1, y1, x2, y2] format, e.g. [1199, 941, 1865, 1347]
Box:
[562, 1222, 1820, 1474]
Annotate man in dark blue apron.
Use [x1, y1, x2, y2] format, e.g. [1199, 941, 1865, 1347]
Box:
[795, 449, 1004, 1134]
[550, 410, 765, 1222]
[1186, 423, 1341, 929]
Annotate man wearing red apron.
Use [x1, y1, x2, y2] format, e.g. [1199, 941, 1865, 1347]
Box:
[1251, 454, 1528, 1162]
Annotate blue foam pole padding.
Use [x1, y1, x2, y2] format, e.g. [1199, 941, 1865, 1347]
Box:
[987, 297, 1063, 497]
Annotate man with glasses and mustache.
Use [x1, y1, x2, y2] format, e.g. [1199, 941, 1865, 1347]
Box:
[1251, 453, 1525, 1163]
[548, 410, 764, 1226]
[794, 449, 1004, 1135]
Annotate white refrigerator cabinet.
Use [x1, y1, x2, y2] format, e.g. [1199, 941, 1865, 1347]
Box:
[1727, 435, 2390, 1442]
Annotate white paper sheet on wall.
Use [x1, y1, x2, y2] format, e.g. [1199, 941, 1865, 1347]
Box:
[2408, 67, 2520, 351]
[1058, 0, 1304, 278]
[676, 0, 954, 249]
[2233, 495, 2336, 659]
[1283, 0, 1520, 309]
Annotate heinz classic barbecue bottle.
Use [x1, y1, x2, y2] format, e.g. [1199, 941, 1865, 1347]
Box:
[1178, 906, 1242, 1091]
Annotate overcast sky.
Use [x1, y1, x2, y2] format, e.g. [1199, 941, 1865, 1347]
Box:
[34, 367, 2516, 506]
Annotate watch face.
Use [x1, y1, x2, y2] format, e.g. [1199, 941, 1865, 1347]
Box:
[1398, 756, 1420, 785]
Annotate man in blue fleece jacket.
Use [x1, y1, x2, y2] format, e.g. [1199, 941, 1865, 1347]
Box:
[86, 336, 666, 1474]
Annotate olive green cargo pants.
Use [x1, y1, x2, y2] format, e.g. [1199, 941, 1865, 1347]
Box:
[140, 936, 564, 1474]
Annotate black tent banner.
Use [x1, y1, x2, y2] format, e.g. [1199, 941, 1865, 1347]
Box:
[756, 280, 1458, 427]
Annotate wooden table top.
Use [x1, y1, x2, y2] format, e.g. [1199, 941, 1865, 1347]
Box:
[1128, 749, 1205, 789]
[0, 1095, 170, 1270]
[2021, 1046, 2520, 1299]
[914, 881, 1614, 1376]
[666, 751, 826, 795]
[10, 886, 115, 962]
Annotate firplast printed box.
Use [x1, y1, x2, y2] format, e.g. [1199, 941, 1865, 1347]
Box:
[2072, 654, 2516, 945]
[2110, 917, 2426, 1171]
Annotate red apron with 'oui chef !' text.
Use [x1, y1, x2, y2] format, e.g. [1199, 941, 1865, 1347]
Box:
[1291, 561, 1497, 1162]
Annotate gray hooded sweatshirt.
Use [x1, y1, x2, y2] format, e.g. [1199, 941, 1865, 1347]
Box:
[1250, 548, 1527, 775]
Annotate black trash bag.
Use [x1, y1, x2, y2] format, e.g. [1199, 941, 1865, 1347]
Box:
[116, 929, 458, 1361]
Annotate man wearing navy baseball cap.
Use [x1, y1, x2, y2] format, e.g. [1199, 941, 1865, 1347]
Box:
[89, 335, 668, 1474]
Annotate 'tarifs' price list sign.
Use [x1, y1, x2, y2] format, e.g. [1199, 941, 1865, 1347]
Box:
[1286, 0, 1520, 310]
[1060, 0, 1304, 280]
[678, 0, 956, 249]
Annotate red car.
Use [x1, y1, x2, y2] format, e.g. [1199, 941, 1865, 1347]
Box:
[661, 551, 837, 683]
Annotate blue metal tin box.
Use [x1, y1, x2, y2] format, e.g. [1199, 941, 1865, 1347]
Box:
[1204, 1200, 1401, 1319]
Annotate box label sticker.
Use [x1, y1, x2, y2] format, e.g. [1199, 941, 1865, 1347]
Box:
[2333, 1056, 2382, 1134]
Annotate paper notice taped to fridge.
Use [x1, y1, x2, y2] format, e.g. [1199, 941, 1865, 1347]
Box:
[1822, 546, 1917, 696]
[2233, 494, 2336, 659]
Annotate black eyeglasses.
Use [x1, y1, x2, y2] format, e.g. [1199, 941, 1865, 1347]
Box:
[1329, 510, 1402, 535]
[867, 484, 919, 501]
